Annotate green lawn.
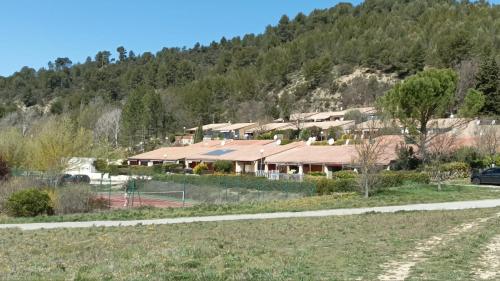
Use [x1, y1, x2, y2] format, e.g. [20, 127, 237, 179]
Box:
[1, 184, 499, 224]
[0, 208, 499, 280]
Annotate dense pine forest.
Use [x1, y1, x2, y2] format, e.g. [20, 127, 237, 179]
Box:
[1, 0, 500, 149]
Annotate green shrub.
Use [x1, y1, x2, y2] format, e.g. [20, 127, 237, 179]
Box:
[93, 159, 108, 172]
[400, 172, 430, 184]
[452, 147, 484, 169]
[316, 178, 358, 195]
[377, 171, 430, 188]
[108, 165, 156, 176]
[153, 164, 163, 174]
[214, 160, 233, 173]
[163, 163, 184, 173]
[440, 162, 470, 179]
[256, 132, 274, 140]
[332, 170, 357, 179]
[308, 172, 326, 177]
[193, 163, 209, 175]
[377, 172, 402, 188]
[0, 155, 9, 180]
[5, 188, 53, 217]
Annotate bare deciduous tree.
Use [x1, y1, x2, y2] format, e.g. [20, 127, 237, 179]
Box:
[353, 123, 390, 198]
[94, 108, 122, 147]
[427, 129, 459, 191]
[476, 122, 500, 166]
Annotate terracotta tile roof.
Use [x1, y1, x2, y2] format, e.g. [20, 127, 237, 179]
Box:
[356, 119, 401, 130]
[187, 123, 230, 132]
[289, 112, 317, 121]
[213, 123, 256, 132]
[265, 139, 397, 166]
[128, 140, 276, 161]
[245, 122, 292, 133]
[278, 120, 355, 131]
[302, 120, 355, 130]
[186, 141, 304, 162]
[305, 107, 377, 121]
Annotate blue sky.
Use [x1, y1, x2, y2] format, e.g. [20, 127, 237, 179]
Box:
[2, 0, 499, 77]
[0, 0, 364, 76]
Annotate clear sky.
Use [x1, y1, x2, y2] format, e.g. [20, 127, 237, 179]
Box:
[0, 0, 364, 76]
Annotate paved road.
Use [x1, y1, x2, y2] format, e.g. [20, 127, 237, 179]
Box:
[2, 199, 500, 231]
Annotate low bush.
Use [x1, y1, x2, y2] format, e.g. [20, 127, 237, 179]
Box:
[401, 172, 430, 184]
[0, 178, 44, 210]
[108, 165, 156, 176]
[163, 163, 184, 173]
[89, 196, 110, 210]
[53, 185, 95, 214]
[193, 163, 209, 175]
[0, 155, 9, 180]
[332, 170, 357, 179]
[452, 147, 484, 169]
[316, 178, 359, 195]
[308, 172, 326, 177]
[93, 159, 108, 172]
[5, 188, 53, 217]
[153, 164, 163, 174]
[377, 171, 430, 189]
[214, 160, 233, 173]
[441, 162, 470, 178]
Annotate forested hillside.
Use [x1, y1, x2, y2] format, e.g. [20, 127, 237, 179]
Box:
[1, 0, 500, 145]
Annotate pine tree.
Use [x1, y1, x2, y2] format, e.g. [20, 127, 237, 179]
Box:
[475, 57, 500, 115]
[143, 90, 164, 139]
[121, 88, 146, 147]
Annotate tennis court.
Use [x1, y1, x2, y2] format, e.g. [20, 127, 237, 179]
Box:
[95, 191, 191, 209]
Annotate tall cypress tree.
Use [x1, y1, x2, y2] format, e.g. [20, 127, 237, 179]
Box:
[475, 57, 500, 115]
[193, 125, 204, 143]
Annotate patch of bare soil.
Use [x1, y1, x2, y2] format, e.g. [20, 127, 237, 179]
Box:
[378, 214, 499, 281]
[474, 234, 500, 280]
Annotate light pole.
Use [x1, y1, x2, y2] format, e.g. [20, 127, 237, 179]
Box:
[320, 131, 324, 141]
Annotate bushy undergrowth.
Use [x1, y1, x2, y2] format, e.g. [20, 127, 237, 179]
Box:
[52, 186, 95, 214]
[214, 160, 233, 173]
[5, 188, 53, 217]
[331, 170, 357, 179]
[440, 162, 470, 178]
[0, 155, 9, 180]
[0, 178, 45, 210]
[376, 171, 430, 189]
[193, 163, 209, 175]
[315, 178, 359, 195]
[0, 176, 109, 217]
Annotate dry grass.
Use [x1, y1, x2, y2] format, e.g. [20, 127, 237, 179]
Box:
[0, 208, 499, 280]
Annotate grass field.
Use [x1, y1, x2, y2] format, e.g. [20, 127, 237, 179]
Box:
[0, 207, 499, 280]
[1, 184, 499, 224]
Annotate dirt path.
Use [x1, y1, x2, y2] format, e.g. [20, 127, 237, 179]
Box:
[474, 234, 500, 280]
[378, 213, 500, 281]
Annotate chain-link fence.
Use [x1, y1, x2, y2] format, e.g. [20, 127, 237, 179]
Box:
[92, 174, 316, 208]
[9, 169, 317, 209]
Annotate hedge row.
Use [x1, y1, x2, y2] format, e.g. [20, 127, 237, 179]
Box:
[376, 171, 430, 188]
[315, 178, 359, 195]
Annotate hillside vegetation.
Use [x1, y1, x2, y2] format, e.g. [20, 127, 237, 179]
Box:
[0, 0, 500, 147]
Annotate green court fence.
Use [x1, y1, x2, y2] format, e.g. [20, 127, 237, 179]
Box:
[10, 169, 318, 208]
[92, 174, 317, 208]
